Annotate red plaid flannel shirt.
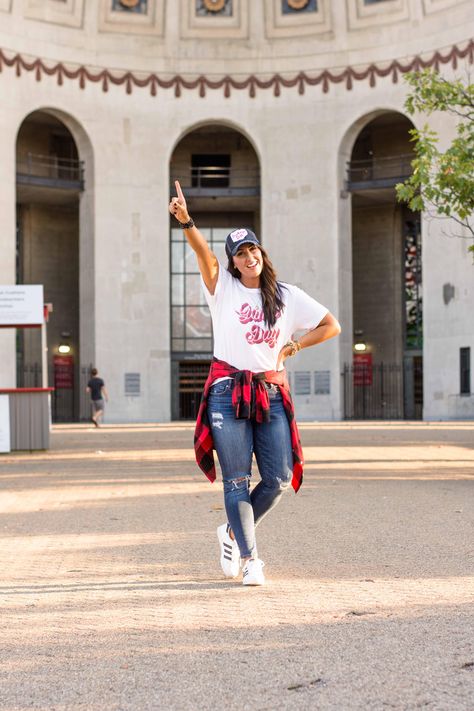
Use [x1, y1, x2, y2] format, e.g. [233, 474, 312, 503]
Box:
[194, 358, 304, 493]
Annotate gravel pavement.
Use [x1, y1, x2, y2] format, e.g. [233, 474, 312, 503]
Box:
[1, 421, 473, 711]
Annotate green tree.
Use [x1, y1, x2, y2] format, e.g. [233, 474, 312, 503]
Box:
[396, 69, 474, 254]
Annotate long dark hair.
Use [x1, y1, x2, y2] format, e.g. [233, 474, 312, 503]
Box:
[227, 245, 286, 328]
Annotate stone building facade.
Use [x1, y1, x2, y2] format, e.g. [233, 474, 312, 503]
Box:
[0, 0, 472, 421]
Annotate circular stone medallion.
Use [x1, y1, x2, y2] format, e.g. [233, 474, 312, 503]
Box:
[203, 0, 226, 12]
[287, 0, 310, 10]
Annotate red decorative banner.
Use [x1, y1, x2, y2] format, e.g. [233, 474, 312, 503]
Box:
[0, 39, 472, 97]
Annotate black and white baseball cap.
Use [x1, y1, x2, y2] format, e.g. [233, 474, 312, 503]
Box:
[225, 228, 260, 259]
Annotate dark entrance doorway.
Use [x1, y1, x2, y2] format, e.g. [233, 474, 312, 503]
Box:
[16, 110, 84, 422]
[347, 112, 423, 420]
[172, 361, 210, 420]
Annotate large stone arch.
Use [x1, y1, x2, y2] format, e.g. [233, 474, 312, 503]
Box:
[167, 118, 263, 173]
[15, 107, 95, 420]
[336, 107, 421, 419]
[167, 118, 262, 419]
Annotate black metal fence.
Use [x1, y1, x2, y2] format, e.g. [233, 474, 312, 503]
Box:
[76, 366, 96, 423]
[17, 363, 93, 423]
[342, 359, 423, 420]
[178, 361, 209, 420]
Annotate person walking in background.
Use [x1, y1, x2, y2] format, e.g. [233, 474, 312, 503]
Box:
[86, 368, 108, 427]
[169, 181, 341, 586]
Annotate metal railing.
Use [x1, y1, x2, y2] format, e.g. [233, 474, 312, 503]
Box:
[171, 165, 260, 194]
[346, 153, 414, 189]
[192, 165, 231, 188]
[17, 152, 85, 189]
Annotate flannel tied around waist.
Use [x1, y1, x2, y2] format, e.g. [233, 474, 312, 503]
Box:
[194, 358, 304, 492]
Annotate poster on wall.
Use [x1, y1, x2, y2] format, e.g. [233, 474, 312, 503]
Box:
[0, 285, 44, 327]
[0, 395, 11, 453]
[54, 355, 74, 389]
[353, 353, 373, 386]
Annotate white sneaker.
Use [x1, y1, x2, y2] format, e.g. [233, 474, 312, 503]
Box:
[242, 558, 265, 586]
[217, 523, 240, 578]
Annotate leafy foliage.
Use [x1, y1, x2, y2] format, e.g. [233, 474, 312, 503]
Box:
[395, 70, 474, 254]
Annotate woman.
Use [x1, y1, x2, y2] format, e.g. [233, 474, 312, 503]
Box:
[169, 180, 341, 586]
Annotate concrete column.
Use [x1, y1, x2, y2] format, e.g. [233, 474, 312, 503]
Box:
[78, 141, 96, 371]
[92, 110, 171, 422]
[257, 110, 343, 420]
[0, 115, 18, 387]
[423, 215, 474, 420]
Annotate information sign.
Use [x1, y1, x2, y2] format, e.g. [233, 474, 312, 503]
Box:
[0, 285, 44, 327]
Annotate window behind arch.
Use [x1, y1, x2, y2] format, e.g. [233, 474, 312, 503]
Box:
[170, 226, 228, 354]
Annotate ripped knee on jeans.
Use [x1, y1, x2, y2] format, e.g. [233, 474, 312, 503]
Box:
[224, 474, 250, 492]
[270, 470, 292, 491]
[277, 474, 291, 491]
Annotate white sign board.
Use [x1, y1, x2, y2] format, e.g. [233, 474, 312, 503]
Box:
[0, 285, 44, 326]
[0, 395, 10, 453]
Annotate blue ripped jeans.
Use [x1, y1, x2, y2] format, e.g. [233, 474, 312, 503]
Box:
[207, 379, 293, 559]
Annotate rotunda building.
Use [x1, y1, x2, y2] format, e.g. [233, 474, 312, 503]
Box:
[0, 0, 472, 422]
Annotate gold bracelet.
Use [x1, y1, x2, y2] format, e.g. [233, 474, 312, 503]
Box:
[284, 340, 301, 357]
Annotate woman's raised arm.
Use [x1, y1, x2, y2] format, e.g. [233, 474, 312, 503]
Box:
[169, 180, 219, 294]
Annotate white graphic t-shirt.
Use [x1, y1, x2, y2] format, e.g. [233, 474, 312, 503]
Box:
[201, 262, 329, 372]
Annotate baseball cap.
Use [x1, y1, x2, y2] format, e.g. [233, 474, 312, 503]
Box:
[225, 228, 260, 259]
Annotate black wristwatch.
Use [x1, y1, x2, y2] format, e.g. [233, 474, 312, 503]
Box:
[179, 218, 194, 229]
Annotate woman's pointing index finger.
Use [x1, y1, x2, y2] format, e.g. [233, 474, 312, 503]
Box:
[175, 180, 185, 201]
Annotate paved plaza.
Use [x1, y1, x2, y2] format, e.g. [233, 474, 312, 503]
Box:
[1, 421, 473, 711]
